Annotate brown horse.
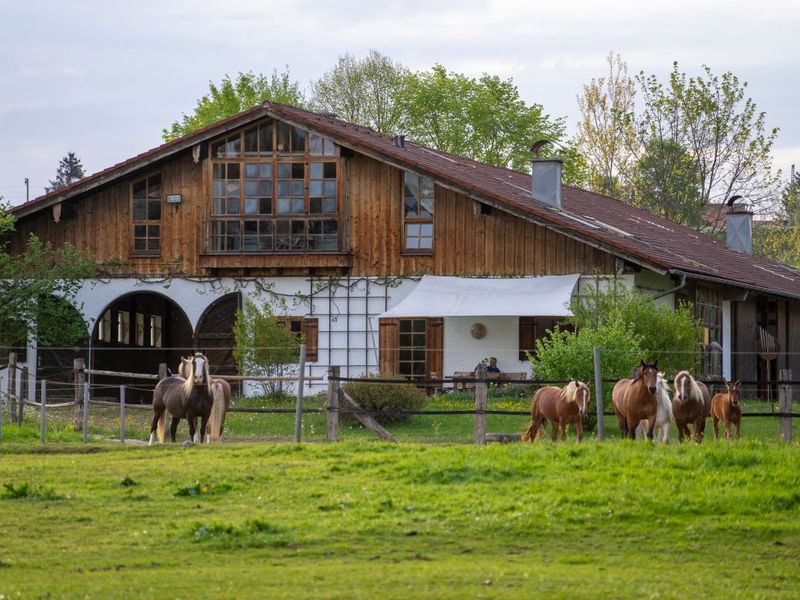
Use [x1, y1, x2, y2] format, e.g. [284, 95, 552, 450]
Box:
[672, 370, 711, 442]
[711, 380, 742, 440]
[178, 355, 231, 443]
[521, 381, 590, 443]
[612, 361, 659, 440]
[148, 353, 226, 444]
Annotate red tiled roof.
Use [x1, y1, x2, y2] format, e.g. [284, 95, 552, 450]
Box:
[11, 102, 800, 300]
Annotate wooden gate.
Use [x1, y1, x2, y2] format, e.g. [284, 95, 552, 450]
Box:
[194, 293, 241, 391]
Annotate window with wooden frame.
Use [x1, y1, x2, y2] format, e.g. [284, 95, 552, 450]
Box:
[131, 174, 161, 255]
[519, 316, 574, 361]
[208, 119, 339, 254]
[278, 317, 319, 362]
[403, 172, 434, 252]
[696, 286, 722, 379]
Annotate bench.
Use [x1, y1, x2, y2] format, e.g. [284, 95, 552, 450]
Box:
[451, 371, 527, 391]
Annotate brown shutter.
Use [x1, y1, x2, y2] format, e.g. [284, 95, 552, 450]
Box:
[302, 318, 319, 362]
[379, 318, 400, 375]
[425, 317, 444, 392]
[519, 317, 535, 361]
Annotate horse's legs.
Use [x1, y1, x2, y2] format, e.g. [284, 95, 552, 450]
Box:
[188, 417, 196, 442]
[626, 416, 639, 440]
[148, 409, 162, 446]
[724, 420, 732, 441]
[735, 418, 741, 439]
[575, 417, 584, 443]
[694, 418, 706, 443]
[614, 410, 628, 439]
[712, 416, 720, 441]
[169, 416, 180, 443]
[646, 414, 656, 441]
[549, 420, 558, 442]
[197, 416, 209, 444]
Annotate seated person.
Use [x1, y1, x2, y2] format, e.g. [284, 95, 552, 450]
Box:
[486, 357, 501, 374]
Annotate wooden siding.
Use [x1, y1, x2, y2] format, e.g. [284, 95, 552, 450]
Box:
[733, 296, 758, 385]
[9, 147, 617, 279]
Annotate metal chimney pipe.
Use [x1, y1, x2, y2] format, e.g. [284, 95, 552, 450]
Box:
[531, 159, 563, 209]
[725, 205, 753, 255]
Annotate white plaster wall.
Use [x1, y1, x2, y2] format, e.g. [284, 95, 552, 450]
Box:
[443, 316, 531, 377]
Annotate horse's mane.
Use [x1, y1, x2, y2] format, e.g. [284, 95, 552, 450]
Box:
[674, 370, 702, 401]
[561, 381, 587, 404]
[182, 358, 195, 396]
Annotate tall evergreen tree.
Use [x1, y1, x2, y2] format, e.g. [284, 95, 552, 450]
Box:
[48, 151, 85, 192]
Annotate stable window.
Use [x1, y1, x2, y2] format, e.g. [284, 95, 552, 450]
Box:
[208, 119, 340, 254]
[98, 310, 112, 343]
[398, 319, 427, 378]
[403, 172, 434, 252]
[131, 174, 161, 254]
[150, 315, 162, 348]
[135, 313, 145, 347]
[519, 316, 573, 361]
[117, 311, 130, 345]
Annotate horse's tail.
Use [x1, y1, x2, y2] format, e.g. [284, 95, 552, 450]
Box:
[521, 421, 536, 444]
[156, 410, 166, 444]
[207, 380, 227, 443]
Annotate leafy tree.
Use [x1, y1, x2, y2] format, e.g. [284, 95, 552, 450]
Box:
[397, 65, 586, 184]
[575, 51, 638, 196]
[311, 50, 407, 135]
[232, 301, 302, 398]
[162, 69, 306, 141]
[631, 138, 704, 226]
[47, 152, 85, 192]
[634, 63, 779, 231]
[0, 201, 95, 354]
[754, 171, 800, 267]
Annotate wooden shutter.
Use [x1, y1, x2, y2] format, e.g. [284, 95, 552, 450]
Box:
[519, 317, 535, 361]
[379, 318, 400, 375]
[425, 317, 444, 391]
[302, 318, 319, 362]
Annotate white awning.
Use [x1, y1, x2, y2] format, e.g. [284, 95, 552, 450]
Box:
[379, 275, 580, 318]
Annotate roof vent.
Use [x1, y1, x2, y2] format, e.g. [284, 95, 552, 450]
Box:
[393, 135, 406, 149]
[725, 198, 753, 255]
[319, 111, 337, 119]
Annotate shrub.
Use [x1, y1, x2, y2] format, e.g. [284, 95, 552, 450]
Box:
[342, 375, 426, 425]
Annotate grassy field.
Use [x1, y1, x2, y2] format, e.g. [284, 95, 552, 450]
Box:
[0, 439, 798, 598]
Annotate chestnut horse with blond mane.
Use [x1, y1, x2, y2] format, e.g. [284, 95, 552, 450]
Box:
[672, 370, 711, 442]
[612, 360, 659, 440]
[711, 380, 742, 440]
[521, 380, 590, 443]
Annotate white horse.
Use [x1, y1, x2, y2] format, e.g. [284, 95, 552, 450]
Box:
[636, 372, 673, 443]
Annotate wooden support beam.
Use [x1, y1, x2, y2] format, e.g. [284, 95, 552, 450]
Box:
[326, 366, 340, 442]
[779, 369, 792, 443]
[474, 363, 487, 445]
[339, 389, 397, 443]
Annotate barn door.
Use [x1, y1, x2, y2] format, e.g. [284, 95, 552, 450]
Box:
[194, 293, 241, 389]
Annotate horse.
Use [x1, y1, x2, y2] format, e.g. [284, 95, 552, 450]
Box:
[672, 370, 711, 442]
[635, 372, 673, 443]
[521, 380, 590, 443]
[612, 360, 659, 440]
[178, 355, 231, 443]
[711, 380, 742, 441]
[148, 353, 226, 444]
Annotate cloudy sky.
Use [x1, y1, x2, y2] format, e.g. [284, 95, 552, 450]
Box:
[1, 0, 798, 205]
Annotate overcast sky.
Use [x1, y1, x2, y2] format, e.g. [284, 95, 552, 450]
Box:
[1, 0, 798, 205]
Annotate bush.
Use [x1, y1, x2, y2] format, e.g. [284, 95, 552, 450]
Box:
[342, 375, 426, 425]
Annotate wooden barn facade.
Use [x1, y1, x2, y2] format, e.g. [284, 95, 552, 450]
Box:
[4, 102, 800, 395]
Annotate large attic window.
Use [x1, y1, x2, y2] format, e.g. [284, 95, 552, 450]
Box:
[206, 119, 341, 254]
[403, 171, 434, 253]
[131, 174, 161, 256]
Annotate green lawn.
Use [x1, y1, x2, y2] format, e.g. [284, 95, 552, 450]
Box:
[0, 439, 798, 598]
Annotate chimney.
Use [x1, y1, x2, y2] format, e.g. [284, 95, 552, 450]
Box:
[531, 158, 563, 209]
[725, 204, 753, 254]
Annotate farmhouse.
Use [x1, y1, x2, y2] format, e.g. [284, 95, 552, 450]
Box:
[4, 102, 800, 396]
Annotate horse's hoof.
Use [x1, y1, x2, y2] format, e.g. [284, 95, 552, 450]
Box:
[182, 440, 194, 448]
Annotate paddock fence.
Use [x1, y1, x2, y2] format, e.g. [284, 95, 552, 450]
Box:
[1, 348, 798, 445]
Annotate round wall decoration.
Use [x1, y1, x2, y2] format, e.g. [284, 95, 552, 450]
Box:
[470, 323, 487, 339]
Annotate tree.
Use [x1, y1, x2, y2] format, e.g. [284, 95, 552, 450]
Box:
[162, 69, 306, 142]
[634, 63, 780, 232]
[397, 65, 586, 184]
[0, 201, 95, 354]
[232, 301, 301, 398]
[575, 51, 638, 196]
[47, 152, 85, 192]
[754, 171, 800, 267]
[631, 138, 704, 226]
[311, 50, 407, 135]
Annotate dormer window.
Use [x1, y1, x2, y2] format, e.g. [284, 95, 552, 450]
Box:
[403, 172, 434, 253]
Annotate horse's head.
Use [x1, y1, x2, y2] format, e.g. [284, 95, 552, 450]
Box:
[636, 360, 659, 395]
[193, 352, 209, 385]
[575, 380, 590, 416]
[178, 356, 192, 380]
[674, 370, 694, 402]
[726, 380, 741, 408]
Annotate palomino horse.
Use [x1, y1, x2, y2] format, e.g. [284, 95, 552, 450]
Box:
[148, 353, 226, 444]
[711, 380, 742, 440]
[178, 355, 231, 443]
[672, 370, 711, 442]
[612, 360, 659, 440]
[521, 381, 590, 443]
[635, 372, 673, 443]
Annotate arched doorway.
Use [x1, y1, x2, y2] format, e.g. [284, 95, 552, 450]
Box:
[91, 292, 193, 401]
[194, 293, 241, 390]
[37, 296, 90, 401]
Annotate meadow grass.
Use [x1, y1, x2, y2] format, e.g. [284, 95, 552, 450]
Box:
[0, 438, 798, 598]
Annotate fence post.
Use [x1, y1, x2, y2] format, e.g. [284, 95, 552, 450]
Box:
[120, 385, 126, 444]
[474, 363, 487, 445]
[326, 366, 340, 442]
[593, 347, 605, 441]
[40, 380, 47, 443]
[293, 344, 307, 443]
[779, 369, 792, 444]
[8, 352, 17, 423]
[18, 365, 28, 426]
[83, 377, 89, 443]
[73, 358, 85, 428]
